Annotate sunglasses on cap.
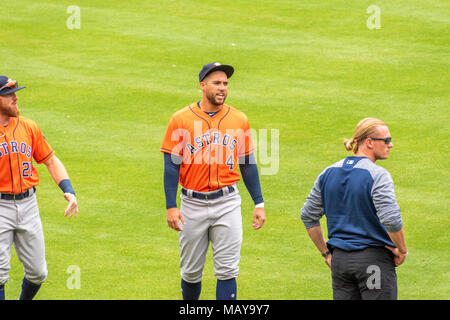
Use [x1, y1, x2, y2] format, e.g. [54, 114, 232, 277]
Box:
[370, 137, 392, 144]
[0, 79, 18, 92]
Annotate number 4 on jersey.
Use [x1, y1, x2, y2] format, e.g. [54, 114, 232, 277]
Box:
[226, 155, 234, 170]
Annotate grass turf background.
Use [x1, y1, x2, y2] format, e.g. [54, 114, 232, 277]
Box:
[0, 0, 448, 299]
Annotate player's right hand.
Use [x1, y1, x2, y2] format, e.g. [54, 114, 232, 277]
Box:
[167, 207, 185, 231]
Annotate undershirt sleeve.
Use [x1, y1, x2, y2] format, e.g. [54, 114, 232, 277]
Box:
[163, 152, 181, 209]
[239, 154, 263, 205]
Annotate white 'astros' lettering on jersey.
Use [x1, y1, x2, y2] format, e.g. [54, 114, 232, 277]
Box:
[0, 141, 32, 158]
[187, 131, 238, 155]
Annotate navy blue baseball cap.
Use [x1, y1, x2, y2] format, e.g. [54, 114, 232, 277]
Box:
[0, 76, 26, 96]
[199, 62, 234, 82]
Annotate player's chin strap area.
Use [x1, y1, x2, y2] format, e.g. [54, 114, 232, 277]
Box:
[181, 184, 236, 200]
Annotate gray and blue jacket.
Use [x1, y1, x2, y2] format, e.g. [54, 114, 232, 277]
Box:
[301, 156, 403, 251]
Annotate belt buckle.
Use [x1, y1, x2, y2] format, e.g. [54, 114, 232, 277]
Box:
[205, 194, 208, 200]
[13, 193, 16, 201]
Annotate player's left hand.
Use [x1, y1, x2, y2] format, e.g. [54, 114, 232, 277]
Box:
[63, 193, 79, 219]
[385, 245, 407, 267]
[252, 207, 266, 230]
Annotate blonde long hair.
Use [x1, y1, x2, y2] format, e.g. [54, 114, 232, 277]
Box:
[344, 118, 387, 153]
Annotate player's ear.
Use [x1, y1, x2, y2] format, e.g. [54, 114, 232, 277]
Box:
[365, 137, 374, 150]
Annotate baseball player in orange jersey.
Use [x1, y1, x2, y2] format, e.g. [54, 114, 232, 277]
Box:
[0, 76, 78, 300]
[161, 62, 266, 300]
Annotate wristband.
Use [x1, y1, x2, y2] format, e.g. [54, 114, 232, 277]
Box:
[321, 250, 331, 258]
[255, 202, 264, 208]
[58, 179, 76, 196]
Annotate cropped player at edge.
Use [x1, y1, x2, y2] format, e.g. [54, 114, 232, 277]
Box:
[161, 62, 266, 300]
[0, 76, 78, 300]
[300, 118, 407, 300]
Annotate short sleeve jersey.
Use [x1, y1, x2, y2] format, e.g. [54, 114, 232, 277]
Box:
[0, 116, 54, 193]
[161, 102, 254, 192]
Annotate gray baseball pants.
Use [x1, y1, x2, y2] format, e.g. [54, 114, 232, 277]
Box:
[179, 184, 242, 283]
[0, 189, 48, 285]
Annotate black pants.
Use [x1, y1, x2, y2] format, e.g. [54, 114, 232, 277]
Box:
[331, 247, 397, 300]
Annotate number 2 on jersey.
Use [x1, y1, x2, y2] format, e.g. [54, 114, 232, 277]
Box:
[22, 161, 33, 177]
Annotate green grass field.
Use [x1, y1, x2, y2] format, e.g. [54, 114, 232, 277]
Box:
[1, 0, 448, 300]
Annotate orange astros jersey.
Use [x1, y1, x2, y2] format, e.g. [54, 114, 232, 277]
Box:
[161, 102, 254, 192]
[0, 116, 54, 193]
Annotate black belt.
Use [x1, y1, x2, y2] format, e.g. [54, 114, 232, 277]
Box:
[182, 186, 235, 200]
[0, 187, 35, 200]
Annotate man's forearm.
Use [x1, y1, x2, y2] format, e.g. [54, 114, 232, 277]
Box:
[306, 225, 329, 254]
[388, 228, 407, 253]
[45, 156, 69, 185]
[239, 154, 263, 205]
[44, 155, 77, 195]
[164, 153, 180, 209]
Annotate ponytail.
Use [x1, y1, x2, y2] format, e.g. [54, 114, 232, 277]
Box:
[344, 118, 387, 154]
